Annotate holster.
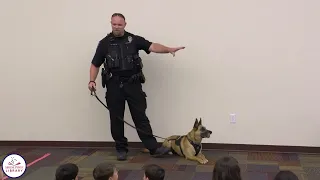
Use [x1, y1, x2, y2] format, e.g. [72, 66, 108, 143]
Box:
[101, 68, 112, 88]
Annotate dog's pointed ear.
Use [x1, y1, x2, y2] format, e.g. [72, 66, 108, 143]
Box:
[193, 118, 199, 129]
[199, 118, 202, 125]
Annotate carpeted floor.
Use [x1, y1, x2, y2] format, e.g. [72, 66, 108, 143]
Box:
[1, 147, 320, 180]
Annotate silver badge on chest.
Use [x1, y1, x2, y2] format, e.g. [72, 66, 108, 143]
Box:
[127, 36, 132, 43]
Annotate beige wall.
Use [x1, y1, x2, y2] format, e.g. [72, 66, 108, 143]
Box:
[0, 0, 319, 147]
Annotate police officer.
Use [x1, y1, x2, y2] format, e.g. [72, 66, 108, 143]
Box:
[88, 13, 185, 161]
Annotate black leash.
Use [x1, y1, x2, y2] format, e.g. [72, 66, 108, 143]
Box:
[90, 89, 168, 140]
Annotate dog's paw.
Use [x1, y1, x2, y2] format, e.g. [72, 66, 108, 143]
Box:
[198, 158, 208, 164]
[203, 158, 209, 164]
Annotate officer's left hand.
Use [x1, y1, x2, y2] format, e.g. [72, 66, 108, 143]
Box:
[169, 46, 185, 57]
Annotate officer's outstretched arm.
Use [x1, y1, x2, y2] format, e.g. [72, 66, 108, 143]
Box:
[149, 43, 172, 53]
[149, 43, 185, 56]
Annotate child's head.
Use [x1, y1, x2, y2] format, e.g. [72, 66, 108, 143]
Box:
[143, 164, 165, 180]
[55, 163, 79, 180]
[274, 171, 299, 180]
[212, 156, 242, 180]
[93, 163, 118, 180]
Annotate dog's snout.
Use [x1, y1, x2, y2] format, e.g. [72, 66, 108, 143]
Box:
[208, 130, 212, 134]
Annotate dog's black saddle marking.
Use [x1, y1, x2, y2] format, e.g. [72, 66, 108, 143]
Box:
[174, 135, 202, 157]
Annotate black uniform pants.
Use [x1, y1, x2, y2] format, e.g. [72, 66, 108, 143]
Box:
[105, 77, 158, 153]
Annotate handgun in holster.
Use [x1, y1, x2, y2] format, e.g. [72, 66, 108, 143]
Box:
[101, 68, 112, 88]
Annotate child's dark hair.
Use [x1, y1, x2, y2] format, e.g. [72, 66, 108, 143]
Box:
[274, 170, 299, 180]
[55, 163, 79, 180]
[93, 163, 116, 180]
[212, 156, 242, 180]
[143, 164, 165, 180]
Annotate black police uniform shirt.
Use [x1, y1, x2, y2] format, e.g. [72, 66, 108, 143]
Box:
[91, 31, 152, 77]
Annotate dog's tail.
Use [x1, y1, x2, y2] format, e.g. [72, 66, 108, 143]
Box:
[162, 135, 180, 148]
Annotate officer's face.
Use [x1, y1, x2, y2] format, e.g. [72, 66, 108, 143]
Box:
[111, 16, 126, 37]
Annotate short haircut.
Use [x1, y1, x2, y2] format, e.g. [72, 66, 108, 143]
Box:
[55, 163, 79, 180]
[274, 171, 299, 180]
[212, 156, 242, 180]
[93, 163, 116, 180]
[111, 13, 125, 21]
[143, 164, 165, 180]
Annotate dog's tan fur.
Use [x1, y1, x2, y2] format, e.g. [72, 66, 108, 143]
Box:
[161, 118, 212, 164]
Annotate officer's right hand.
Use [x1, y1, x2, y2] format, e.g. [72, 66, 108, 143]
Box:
[88, 81, 96, 92]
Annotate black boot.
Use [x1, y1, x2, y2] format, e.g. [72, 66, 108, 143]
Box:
[117, 151, 127, 161]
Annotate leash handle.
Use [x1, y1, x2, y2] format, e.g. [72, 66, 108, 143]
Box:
[89, 81, 96, 95]
[90, 88, 96, 96]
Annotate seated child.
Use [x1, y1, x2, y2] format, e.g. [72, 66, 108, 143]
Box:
[274, 170, 299, 180]
[93, 163, 118, 180]
[212, 156, 242, 180]
[143, 164, 165, 180]
[55, 163, 79, 180]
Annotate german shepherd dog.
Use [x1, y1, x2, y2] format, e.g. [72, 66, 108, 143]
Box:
[157, 118, 212, 164]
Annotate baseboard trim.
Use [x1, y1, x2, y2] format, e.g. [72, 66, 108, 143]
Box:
[0, 141, 319, 153]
